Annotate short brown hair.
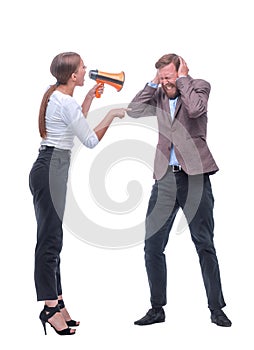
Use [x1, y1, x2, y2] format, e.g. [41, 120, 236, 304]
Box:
[155, 53, 180, 70]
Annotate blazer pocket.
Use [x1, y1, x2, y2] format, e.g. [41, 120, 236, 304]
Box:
[186, 135, 206, 141]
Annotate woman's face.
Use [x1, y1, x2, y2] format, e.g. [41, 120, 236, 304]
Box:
[75, 59, 87, 86]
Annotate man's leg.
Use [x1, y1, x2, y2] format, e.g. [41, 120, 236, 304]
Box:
[179, 173, 231, 326]
[134, 168, 179, 325]
[186, 174, 226, 310]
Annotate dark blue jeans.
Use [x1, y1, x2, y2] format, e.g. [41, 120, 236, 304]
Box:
[29, 147, 70, 301]
[145, 166, 226, 311]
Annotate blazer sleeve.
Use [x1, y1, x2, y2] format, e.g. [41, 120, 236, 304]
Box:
[176, 76, 211, 119]
[127, 84, 158, 118]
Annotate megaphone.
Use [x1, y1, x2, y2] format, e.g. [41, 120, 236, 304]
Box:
[89, 69, 125, 98]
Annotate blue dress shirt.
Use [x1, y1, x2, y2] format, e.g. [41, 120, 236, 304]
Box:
[169, 98, 179, 166]
[147, 82, 180, 166]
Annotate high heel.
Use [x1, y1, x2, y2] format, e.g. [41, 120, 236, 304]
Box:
[58, 299, 80, 327]
[39, 304, 75, 335]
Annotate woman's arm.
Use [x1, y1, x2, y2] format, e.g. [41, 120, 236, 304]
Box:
[94, 108, 128, 141]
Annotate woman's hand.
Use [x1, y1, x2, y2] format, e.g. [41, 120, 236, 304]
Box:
[82, 83, 104, 117]
[109, 108, 131, 119]
[86, 83, 104, 99]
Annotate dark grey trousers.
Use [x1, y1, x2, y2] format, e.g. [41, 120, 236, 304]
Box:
[29, 146, 70, 301]
[145, 166, 226, 311]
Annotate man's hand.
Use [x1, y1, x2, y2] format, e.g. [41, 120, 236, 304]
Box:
[178, 56, 189, 77]
[151, 71, 160, 85]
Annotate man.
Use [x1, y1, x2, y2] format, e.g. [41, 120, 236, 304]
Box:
[127, 53, 231, 327]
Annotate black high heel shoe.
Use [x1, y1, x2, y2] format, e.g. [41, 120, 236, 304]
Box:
[58, 299, 80, 327]
[39, 304, 75, 335]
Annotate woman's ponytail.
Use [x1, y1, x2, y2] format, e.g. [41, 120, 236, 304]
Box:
[38, 84, 57, 138]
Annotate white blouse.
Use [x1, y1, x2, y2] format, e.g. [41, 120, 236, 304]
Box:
[40, 90, 99, 150]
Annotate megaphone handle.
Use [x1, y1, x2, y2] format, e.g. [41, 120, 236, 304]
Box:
[95, 83, 104, 98]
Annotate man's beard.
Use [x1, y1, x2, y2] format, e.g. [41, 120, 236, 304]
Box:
[162, 83, 179, 99]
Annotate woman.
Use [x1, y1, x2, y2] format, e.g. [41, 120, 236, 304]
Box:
[29, 52, 127, 335]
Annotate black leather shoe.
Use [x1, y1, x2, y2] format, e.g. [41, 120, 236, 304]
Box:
[134, 308, 165, 326]
[211, 309, 232, 327]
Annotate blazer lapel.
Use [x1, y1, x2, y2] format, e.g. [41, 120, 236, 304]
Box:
[172, 97, 181, 123]
[162, 93, 172, 124]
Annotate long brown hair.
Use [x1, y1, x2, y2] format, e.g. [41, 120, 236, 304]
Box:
[38, 52, 81, 138]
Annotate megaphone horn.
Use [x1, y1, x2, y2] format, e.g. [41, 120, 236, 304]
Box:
[89, 69, 125, 98]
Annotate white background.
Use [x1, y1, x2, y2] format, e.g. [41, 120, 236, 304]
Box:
[1, 0, 253, 348]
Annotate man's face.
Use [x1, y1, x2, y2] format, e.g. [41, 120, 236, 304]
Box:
[158, 63, 179, 99]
